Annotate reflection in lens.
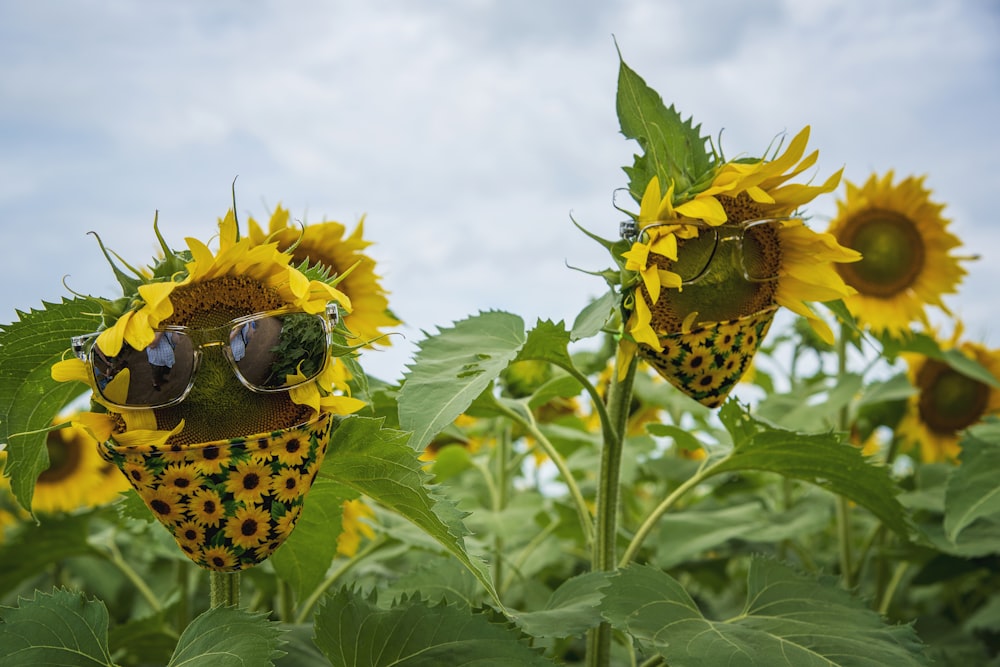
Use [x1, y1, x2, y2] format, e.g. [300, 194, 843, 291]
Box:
[92, 333, 195, 408]
[234, 313, 327, 390]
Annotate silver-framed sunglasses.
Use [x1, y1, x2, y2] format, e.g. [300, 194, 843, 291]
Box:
[71, 303, 339, 410]
[620, 217, 790, 285]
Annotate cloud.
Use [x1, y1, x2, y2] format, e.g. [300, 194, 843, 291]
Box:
[1, 0, 999, 382]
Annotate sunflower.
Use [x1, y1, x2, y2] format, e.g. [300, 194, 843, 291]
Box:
[223, 504, 273, 550]
[225, 460, 272, 506]
[188, 487, 226, 527]
[897, 332, 1000, 462]
[623, 127, 860, 354]
[337, 498, 376, 557]
[32, 418, 130, 513]
[248, 205, 400, 345]
[51, 209, 365, 448]
[826, 171, 969, 337]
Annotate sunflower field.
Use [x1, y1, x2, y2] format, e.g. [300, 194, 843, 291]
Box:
[2, 54, 999, 667]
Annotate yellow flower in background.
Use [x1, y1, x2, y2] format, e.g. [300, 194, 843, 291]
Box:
[897, 332, 1000, 462]
[337, 498, 376, 557]
[26, 417, 130, 514]
[248, 205, 400, 346]
[827, 171, 969, 337]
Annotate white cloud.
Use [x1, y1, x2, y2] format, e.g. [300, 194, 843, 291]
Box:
[1, 0, 999, 382]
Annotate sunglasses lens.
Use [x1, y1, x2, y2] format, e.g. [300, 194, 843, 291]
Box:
[91, 332, 194, 408]
[231, 312, 328, 391]
[674, 226, 718, 283]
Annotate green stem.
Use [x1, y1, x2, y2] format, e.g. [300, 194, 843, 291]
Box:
[210, 570, 240, 608]
[494, 421, 513, 593]
[295, 536, 386, 623]
[491, 399, 594, 547]
[587, 352, 638, 667]
[878, 561, 909, 616]
[619, 461, 719, 567]
[107, 539, 162, 612]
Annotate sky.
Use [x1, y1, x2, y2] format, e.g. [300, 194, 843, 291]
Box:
[1, 0, 999, 382]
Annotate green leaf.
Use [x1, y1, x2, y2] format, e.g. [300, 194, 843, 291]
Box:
[944, 428, 1000, 543]
[711, 413, 910, 536]
[0, 298, 97, 511]
[512, 571, 612, 639]
[269, 480, 356, 601]
[602, 560, 929, 666]
[323, 416, 501, 609]
[616, 54, 712, 202]
[385, 555, 485, 608]
[570, 290, 618, 341]
[313, 589, 552, 667]
[398, 311, 526, 452]
[109, 609, 181, 667]
[0, 511, 101, 598]
[0, 588, 115, 666]
[516, 319, 573, 369]
[881, 332, 1000, 388]
[650, 499, 832, 569]
[167, 606, 285, 667]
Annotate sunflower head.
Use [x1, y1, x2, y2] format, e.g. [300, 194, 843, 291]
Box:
[604, 58, 858, 406]
[53, 208, 365, 449]
[247, 205, 400, 346]
[50, 204, 368, 568]
[827, 171, 970, 337]
[898, 332, 1000, 463]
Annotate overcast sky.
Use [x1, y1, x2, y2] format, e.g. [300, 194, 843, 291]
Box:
[2, 1, 998, 381]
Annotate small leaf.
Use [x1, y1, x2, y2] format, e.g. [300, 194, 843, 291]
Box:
[314, 589, 552, 667]
[602, 559, 929, 666]
[399, 311, 525, 452]
[516, 319, 574, 369]
[167, 606, 285, 667]
[0, 298, 97, 511]
[0, 588, 114, 666]
[570, 290, 619, 341]
[323, 416, 501, 609]
[616, 53, 712, 201]
[512, 571, 612, 639]
[944, 427, 1000, 542]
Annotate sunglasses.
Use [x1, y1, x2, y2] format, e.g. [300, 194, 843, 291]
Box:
[71, 303, 339, 410]
[620, 217, 788, 285]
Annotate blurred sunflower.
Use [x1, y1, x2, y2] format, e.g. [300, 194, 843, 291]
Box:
[827, 171, 969, 336]
[897, 333, 1000, 463]
[248, 205, 400, 345]
[337, 498, 376, 557]
[31, 417, 130, 514]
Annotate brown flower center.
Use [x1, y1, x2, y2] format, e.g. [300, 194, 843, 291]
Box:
[644, 193, 781, 332]
[835, 208, 925, 298]
[39, 432, 82, 484]
[150, 275, 311, 445]
[916, 359, 990, 435]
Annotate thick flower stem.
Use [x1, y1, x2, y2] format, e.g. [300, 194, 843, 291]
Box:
[587, 353, 638, 667]
[210, 570, 240, 608]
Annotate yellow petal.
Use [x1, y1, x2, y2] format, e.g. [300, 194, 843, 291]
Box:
[675, 196, 727, 225]
[74, 412, 116, 443]
[51, 358, 92, 385]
